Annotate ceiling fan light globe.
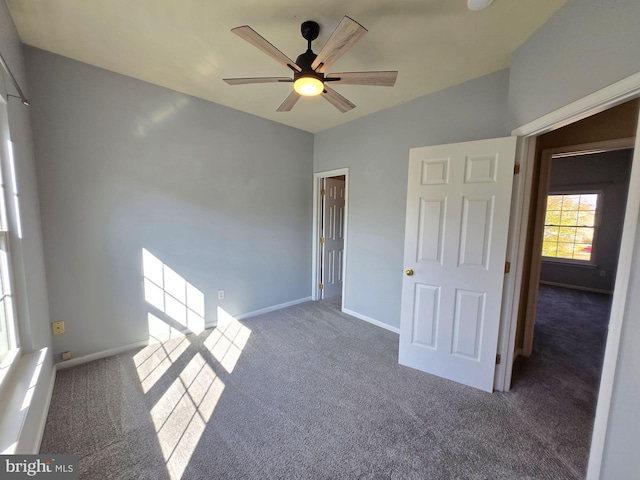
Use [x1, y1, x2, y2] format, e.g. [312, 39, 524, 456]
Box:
[467, 0, 493, 11]
[294, 77, 323, 96]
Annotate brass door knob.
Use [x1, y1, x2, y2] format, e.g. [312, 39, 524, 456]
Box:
[405, 269, 414, 276]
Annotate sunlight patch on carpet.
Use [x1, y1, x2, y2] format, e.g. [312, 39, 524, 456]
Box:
[149, 352, 225, 479]
[134, 333, 189, 393]
[205, 307, 251, 374]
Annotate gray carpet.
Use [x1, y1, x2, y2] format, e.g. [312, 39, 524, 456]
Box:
[40, 288, 608, 479]
[509, 285, 611, 477]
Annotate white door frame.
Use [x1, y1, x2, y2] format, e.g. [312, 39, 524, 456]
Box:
[497, 71, 640, 480]
[311, 168, 349, 308]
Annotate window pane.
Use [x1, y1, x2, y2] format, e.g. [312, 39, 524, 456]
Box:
[558, 226, 577, 241]
[562, 195, 581, 210]
[0, 298, 7, 359]
[574, 244, 593, 261]
[578, 210, 595, 227]
[547, 195, 563, 210]
[559, 210, 578, 226]
[0, 331, 7, 359]
[0, 298, 5, 329]
[556, 242, 576, 258]
[576, 227, 594, 244]
[544, 226, 559, 242]
[580, 194, 598, 209]
[0, 243, 8, 297]
[545, 210, 561, 225]
[542, 241, 558, 257]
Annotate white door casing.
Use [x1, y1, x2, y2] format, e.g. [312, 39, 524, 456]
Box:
[507, 74, 640, 479]
[321, 177, 345, 299]
[399, 137, 517, 392]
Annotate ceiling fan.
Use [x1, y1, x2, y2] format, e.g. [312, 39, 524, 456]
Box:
[223, 16, 398, 113]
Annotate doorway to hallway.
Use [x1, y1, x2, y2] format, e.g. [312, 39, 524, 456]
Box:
[312, 169, 349, 308]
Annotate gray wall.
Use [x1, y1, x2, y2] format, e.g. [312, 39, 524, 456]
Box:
[0, 1, 52, 452]
[507, 0, 640, 130]
[25, 47, 313, 359]
[5, 0, 640, 472]
[540, 149, 632, 292]
[314, 70, 510, 329]
[507, 0, 640, 477]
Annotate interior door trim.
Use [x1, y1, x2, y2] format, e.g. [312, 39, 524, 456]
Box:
[502, 71, 640, 480]
[311, 168, 349, 308]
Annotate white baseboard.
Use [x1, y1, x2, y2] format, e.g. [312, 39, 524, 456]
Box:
[55, 340, 149, 370]
[539, 280, 612, 295]
[234, 296, 312, 320]
[54, 297, 313, 371]
[343, 308, 400, 334]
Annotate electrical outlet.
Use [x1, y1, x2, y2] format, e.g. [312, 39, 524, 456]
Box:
[218, 289, 225, 300]
[599, 270, 606, 277]
[61, 351, 72, 361]
[52, 320, 65, 335]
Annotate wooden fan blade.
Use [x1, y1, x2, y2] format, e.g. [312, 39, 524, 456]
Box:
[325, 71, 398, 86]
[311, 16, 367, 73]
[224, 77, 292, 85]
[232, 26, 302, 72]
[322, 86, 356, 113]
[276, 91, 301, 112]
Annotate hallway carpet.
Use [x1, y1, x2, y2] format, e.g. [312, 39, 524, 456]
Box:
[510, 284, 611, 477]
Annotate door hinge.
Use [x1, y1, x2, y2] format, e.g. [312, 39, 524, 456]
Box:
[514, 164, 521, 174]
[505, 261, 511, 274]
[319, 283, 324, 290]
[496, 353, 501, 365]
[320, 188, 326, 195]
[319, 237, 325, 244]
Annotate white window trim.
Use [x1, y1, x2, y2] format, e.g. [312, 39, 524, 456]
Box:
[0, 101, 22, 395]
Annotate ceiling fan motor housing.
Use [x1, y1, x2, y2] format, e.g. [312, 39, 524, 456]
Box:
[295, 49, 322, 79]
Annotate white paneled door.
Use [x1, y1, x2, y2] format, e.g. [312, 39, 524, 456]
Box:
[321, 177, 345, 299]
[399, 137, 517, 392]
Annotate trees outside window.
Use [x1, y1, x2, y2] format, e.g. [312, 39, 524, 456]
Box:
[542, 193, 599, 262]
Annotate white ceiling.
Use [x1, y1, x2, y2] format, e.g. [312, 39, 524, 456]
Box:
[6, 0, 568, 133]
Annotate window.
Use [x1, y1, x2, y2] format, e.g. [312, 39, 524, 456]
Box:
[542, 192, 599, 262]
[0, 235, 15, 362]
[0, 130, 18, 364]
